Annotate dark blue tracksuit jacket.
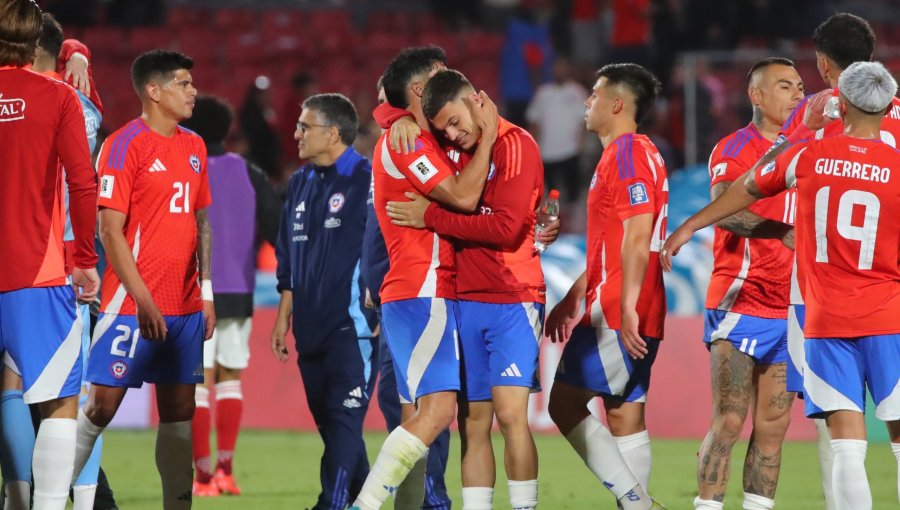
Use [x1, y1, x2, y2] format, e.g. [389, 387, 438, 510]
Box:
[275, 146, 377, 510]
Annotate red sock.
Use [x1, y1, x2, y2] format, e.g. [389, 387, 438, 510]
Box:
[192, 387, 213, 483]
[215, 381, 243, 475]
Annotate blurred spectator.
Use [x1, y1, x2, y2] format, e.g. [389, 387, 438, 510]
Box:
[570, 0, 606, 66]
[607, 0, 653, 68]
[526, 56, 589, 204]
[280, 72, 318, 172]
[239, 76, 282, 182]
[500, 7, 554, 127]
[431, 0, 481, 29]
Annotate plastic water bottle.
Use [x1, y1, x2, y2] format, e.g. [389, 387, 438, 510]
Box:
[824, 88, 841, 120]
[533, 189, 560, 253]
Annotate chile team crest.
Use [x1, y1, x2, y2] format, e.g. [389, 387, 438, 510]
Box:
[329, 193, 345, 213]
[110, 360, 128, 379]
[189, 154, 201, 173]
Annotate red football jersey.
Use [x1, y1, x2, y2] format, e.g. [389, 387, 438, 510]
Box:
[373, 130, 457, 303]
[581, 133, 668, 339]
[757, 135, 900, 338]
[0, 67, 97, 292]
[97, 119, 211, 315]
[424, 118, 546, 304]
[705, 123, 795, 318]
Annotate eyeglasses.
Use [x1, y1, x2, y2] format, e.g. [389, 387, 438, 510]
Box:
[296, 122, 331, 134]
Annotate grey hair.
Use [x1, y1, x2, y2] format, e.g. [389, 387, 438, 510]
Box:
[838, 61, 898, 114]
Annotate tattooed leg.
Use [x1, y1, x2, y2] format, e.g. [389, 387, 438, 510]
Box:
[744, 362, 793, 499]
[698, 340, 754, 502]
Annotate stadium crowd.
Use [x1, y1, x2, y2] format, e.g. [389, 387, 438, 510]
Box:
[2, 0, 900, 509]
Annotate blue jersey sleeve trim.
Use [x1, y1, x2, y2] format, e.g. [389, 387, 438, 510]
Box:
[109, 120, 146, 170]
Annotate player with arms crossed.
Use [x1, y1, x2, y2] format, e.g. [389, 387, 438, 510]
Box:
[349, 46, 499, 510]
[71, 50, 215, 510]
[545, 63, 668, 510]
[386, 69, 546, 510]
[693, 58, 803, 510]
[662, 61, 900, 510]
[0, 1, 99, 508]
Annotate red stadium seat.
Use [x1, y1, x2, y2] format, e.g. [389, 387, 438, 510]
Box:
[213, 8, 258, 32]
[128, 27, 177, 54]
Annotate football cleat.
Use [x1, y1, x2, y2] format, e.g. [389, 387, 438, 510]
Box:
[192, 480, 219, 497]
[650, 498, 669, 509]
[213, 468, 242, 496]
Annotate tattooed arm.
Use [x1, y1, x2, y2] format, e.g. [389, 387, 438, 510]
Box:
[196, 208, 216, 340]
[710, 181, 793, 240]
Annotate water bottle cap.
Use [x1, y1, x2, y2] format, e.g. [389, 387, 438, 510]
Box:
[549, 189, 560, 199]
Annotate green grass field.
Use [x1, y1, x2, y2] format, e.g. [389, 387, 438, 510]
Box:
[99, 429, 896, 509]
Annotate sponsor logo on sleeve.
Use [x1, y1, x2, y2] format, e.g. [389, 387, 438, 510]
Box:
[408, 155, 439, 184]
[99, 175, 115, 198]
[711, 162, 727, 179]
[628, 182, 649, 206]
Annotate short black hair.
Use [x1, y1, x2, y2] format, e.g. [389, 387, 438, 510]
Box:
[302, 93, 359, 145]
[596, 63, 661, 124]
[747, 57, 795, 86]
[422, 69, 472, 120]
[38, 13, 62, 59]
[381, 46, 447, 109]
[131, 49, 193, 98]
[179, 95, 232, 145]
[812, 13, 875, 70]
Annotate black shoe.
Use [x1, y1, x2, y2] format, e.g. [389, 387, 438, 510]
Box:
[93, 467, 119, 510]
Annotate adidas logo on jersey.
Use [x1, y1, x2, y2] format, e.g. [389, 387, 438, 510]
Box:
[149, 158, 167, 172]
[500, 363, 522, 377]
[348, 387, 363, 398]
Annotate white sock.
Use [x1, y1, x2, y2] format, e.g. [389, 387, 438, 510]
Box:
[891, 442, 900, 505]
[509, 479, 538, 510]
[831, 439, 871, 510]
[461, 487, 494, 510]
[815, 418, 836, 510]
[616, 430, 652, 490]
[157, 421, 193, 510]
[72, 484, 98, 510]
[32, 418, 76, 510]
[195, 386, 209, 408]
[353, 426, 428, 510]
[72, 408, 105, 483]
[743, 492, 775, 509]
[564, 415, 649, 508]
[3, 481, 30, 510]
[694, 496, 724, 510]
[394, 448, 427, 510]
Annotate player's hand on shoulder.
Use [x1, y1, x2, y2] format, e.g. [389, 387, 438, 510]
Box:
[64, 55, 90, 96]
[202, 300, 216, 341]
[620, 308, 648, 360]
[271, 317, 290, 363]
[71, 266, 100, 304]
[136, 297, 167, 342]
[389, 116, 421, 155]
[465, 90, 499, 145]
[802, 89, 836, 132]
[386, 192, 431, 229]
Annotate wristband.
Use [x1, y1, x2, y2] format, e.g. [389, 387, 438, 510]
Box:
[201, 279, 213, 302]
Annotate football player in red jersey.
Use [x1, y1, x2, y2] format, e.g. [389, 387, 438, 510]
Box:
[693, 58, 803, 510]
[70, 50, 215, 510]
[545, 64, 668, 510]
